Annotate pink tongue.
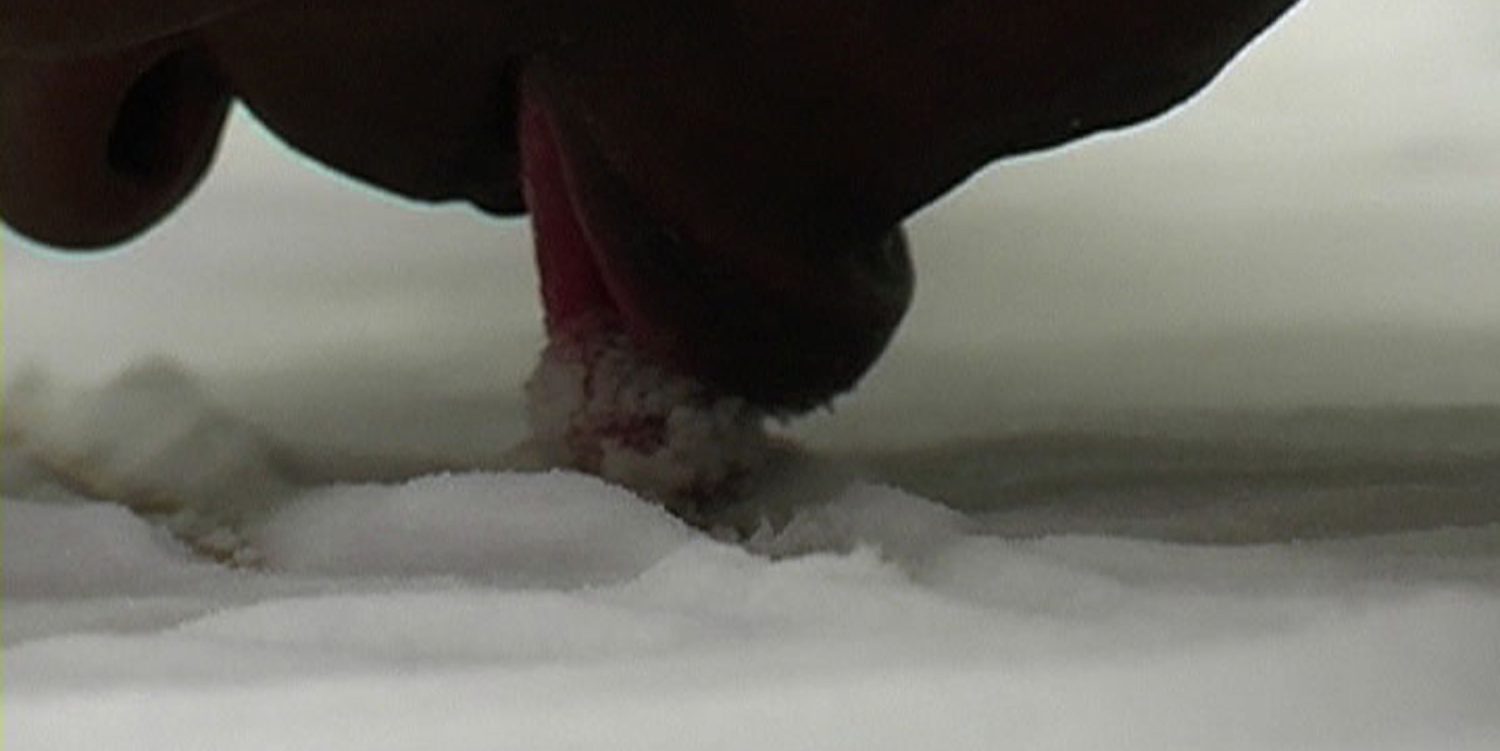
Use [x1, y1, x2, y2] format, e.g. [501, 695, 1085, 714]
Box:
[519, 96, 617, 337]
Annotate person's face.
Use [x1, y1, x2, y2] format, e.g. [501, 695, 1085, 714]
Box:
[0, 0, 1296, 408]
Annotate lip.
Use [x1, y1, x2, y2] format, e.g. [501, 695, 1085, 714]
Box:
[519, 70, 914, 411]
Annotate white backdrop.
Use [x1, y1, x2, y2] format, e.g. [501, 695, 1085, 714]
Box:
[7, 0, 1500, 450]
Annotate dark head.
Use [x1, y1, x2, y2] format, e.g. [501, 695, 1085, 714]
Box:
[0, 0, 1298, 408]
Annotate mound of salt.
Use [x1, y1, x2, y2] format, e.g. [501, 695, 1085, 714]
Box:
[4, 360, 291, 564]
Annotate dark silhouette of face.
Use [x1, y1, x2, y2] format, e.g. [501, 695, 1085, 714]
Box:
[0, 0, 1297, 408]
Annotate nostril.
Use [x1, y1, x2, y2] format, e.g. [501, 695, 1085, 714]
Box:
[1, 42, 230, 249]
[106, 49, 224, 182]
[847, 227, 913, 297]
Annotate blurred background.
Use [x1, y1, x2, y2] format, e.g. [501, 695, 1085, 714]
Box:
[6, 0, 1499, 458]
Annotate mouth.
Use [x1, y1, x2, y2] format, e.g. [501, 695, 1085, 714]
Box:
[515, 71, 914, 412]
[0, 36, 913, 412]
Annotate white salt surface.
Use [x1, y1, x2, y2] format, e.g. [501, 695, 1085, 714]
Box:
[6, 353, 1500, 751]
[6, 439, 1500, 750]
[7, 1, 1500, 748]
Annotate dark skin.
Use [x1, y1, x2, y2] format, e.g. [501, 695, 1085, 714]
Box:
[0, 0, 1300, 409]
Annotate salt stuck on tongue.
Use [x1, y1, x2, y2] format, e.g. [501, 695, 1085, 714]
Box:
[521, 320, 771, 522]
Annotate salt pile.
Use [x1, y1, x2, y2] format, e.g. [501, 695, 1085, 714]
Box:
[3, 361, 293, 564]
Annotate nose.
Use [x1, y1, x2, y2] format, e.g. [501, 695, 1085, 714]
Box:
[0, 38, 231, 249]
